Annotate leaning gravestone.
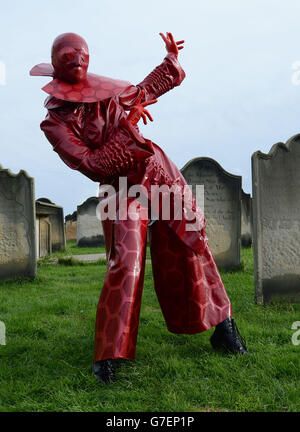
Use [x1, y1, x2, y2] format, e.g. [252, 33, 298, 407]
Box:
[181, 157, 241, 270]
[252, 135, 300, 303]
[77, 197, 104, 247]
[241, 190, 252, 247]
[0, 165, 36, 279]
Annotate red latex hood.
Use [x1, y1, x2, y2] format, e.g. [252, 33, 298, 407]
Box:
[30, 33, 130, 103]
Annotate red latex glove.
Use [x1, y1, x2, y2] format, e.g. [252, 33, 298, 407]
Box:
[159, 32, 184, 58]
[127, 90, 157, 126]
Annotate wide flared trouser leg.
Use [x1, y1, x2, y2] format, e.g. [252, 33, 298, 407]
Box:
[149, 220, 232, 334]
[94, 216, 148, 362]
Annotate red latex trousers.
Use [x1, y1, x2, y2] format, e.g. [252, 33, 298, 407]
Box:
[94, 217, 232, 362]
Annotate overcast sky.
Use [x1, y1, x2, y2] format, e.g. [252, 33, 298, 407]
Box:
[1, 0, 300, 215]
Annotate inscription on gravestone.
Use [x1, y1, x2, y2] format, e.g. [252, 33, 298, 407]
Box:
[181, 158, 241, 269]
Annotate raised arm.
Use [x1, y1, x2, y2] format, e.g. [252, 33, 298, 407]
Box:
[119, 32, 186, 110]
[139, 32, 185, 99]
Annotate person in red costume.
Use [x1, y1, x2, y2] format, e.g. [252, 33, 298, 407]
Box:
[31, 32, 248, 384]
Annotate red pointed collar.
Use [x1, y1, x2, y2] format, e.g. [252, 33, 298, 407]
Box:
[30, 63, 131, 103]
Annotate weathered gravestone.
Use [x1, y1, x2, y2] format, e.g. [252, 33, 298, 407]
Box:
[252, 135, 300, 303]
[181, 157, 241, 270]
[65, 211, 77, 242]
[241, 190, 252, 247]
[37, 217, 51, 257]
[0, 166, 36, 279]
[77, 197, 104, 247]
[36, 199, 66, 253]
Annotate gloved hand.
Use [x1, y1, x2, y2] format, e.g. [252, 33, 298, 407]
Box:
[159, 32, 184, 58]
[127, 90, 157, 125]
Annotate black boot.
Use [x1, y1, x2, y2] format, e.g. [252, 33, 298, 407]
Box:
[93, 359, 116, 383]
[210, 317, 248, 355]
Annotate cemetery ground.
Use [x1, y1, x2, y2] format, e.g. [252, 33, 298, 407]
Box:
[0, 244, 299, 412]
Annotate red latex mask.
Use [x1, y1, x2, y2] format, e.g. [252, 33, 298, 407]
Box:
[51, 33, 89, 84]
[30, 32, 130, 103]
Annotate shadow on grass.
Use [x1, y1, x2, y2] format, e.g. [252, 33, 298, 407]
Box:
[0, 275, 35, 286]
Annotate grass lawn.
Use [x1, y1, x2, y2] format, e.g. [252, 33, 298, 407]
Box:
[0, 245, 299, 412]
[39, 241, 106, 261]
[39, 241, 152, 263]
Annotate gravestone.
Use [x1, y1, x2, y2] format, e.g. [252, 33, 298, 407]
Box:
[65, 211, 77, 242]
[252, 134, 300, 303]
[36, 217, 51, 257]
[39, 219, 51, 257]
[36, 199, 66, 253]
[36, 197, 52, 204]
[241, 190, 252, 247]
[181, 157, 241, 269]
[77, 197, 104, 247]
[0, 165, 36, 279]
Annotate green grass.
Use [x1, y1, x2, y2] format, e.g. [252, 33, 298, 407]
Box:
[52, 240, 106, 257]
[0, 246, 300, 412]
[41, 240, 151, 262]
[38, 241, 106, 265]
